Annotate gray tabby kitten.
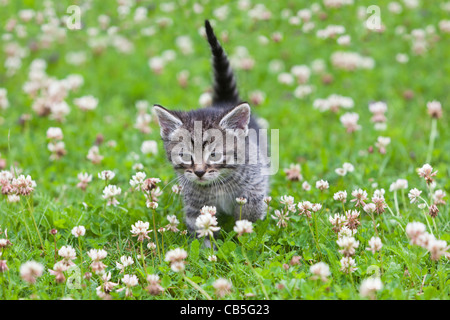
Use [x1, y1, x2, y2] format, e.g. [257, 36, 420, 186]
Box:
[153, 20, 269, 237]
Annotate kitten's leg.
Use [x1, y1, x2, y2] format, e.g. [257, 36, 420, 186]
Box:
[234, 191, 268, 222]
[184, 202, 218, 249]
[184, 204, 201, 236]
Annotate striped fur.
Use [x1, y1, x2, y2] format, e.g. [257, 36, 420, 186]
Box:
[153, 20, 269, 240]
[205, 20, 241, 106]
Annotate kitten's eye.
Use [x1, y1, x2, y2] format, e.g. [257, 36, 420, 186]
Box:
[173, 148, 192, 165]
[207, 151, 223, 164]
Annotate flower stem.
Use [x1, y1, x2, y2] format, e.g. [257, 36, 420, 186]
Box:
[53, 235, 57, 264]
[426, 118, 437, 164]
[241, 245, 269, 300]
[421, 209, 434, 236]
[140, 241, 147, 273]
[393, 191, 400, 216]
[209, 235, 217, 277]
[160, 231, 165, 257]
[183, 275, 212, 300]
[151, 209, 162, 264]
[432, 218, 439, 236]
[369, 212, 379, 238]
[26, 197, 44, 251]
[307, 217, 323, 260]
[211, 237, 245, 287]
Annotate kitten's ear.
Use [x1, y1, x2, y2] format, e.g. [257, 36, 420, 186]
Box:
[153, 105, 183, 139]
[219, 103, 251, 132]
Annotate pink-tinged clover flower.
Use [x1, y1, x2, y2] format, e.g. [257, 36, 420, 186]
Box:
[310, 262, 331, 282]
[417, 163, 437, 184]
[195, 213, 220, 238]
[130, 221, 151, 242]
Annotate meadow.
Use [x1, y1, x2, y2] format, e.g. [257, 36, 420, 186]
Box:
[0, 0, 449, 300]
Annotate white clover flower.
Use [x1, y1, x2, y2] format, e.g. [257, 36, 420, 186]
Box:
[130, 221, 151, 242]
[351, 188, 368, 207]
[11, 175, 36, 196]
[340, 112, 361, 133]
[77, 172, 92, 190]
[363, 203, 376, 214]
[120, 274, 139, 297]
[405, 222, 426, 245]
[297, 201, 313, 217]
[366, 236, 383, 254]
[116, 256, 134, 271]
[199, 92, 213, 107]
[213, 278, 232, 297]
[302, 181, 311, 191]
[130, 172, 146, 190]
[375, 136, 391, 153]
[132, 163, 144, 171]
[7, 194, 20, 203]
[141, 140, 158, 155]
[20, 261, 44, 284]
[71, 226, 86, 238]
[389, 179, 408, 192]
[98, 170, 115, 181]
[338, 226, 357, 238]
[360, 277, 383, 299]
[195, 213, 220, 238]
[312, 203, 322, 212]
[373, 189, 385, 198]
[329, 213, 347, 227]
[146, 200, 158, 209]
[200, 206, 217, 216]
[280, 195, 295, 206]
[337, 236, 359, 257]
[208, 255, 218, 262]
[58, 245, 77, 263]
[408, 188, 422, 204]
[310, 262, 331, 282]
[102, 185, 121, 206]
[340, 256, 357, 273]
[333, 190, 347, 202]
[315, 179, 329, 191]
[166, 215, 180, 232]
[426, 100, 442, 119]
[335, 167, 347, 176]
[417, 163, 437, 184]
[236, 197, 247, 205]
[46, 127, 63, 140]
[87, 249, 108, 261]
[433, 189, 446, 205]
[263, 196, 272, 204]
[271, 209, 290, 228]
[172, 184, 182, 194]
[427, 239, 449, 261]
[165, 248, 188, 272]
[74, 95, 98, 111]
[87, 146, 103, 164]
[233, 220, 253, 236]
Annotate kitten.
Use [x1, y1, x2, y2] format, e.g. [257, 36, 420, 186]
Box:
[153, 20, 269, 237]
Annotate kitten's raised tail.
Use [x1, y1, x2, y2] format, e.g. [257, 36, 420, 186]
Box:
[205, 20, 240, 106]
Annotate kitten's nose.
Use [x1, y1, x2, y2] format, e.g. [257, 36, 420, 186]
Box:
[194, 170, 206, 178]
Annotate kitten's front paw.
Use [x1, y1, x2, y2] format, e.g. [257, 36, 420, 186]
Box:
[202, 237, 217, 250]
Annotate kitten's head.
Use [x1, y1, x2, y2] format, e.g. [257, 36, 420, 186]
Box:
[153, 103, 251, 185]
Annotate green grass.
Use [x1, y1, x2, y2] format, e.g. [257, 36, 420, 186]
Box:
[0, 0, 448, 300]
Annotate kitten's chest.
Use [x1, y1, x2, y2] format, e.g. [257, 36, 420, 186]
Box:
[214, 191, 236, 215]
[204, 185, 238, 215]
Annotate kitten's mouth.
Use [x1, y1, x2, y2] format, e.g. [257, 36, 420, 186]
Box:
[194, 178, 213, 185]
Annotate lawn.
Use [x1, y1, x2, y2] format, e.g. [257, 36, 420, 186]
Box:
[0, 0, 448, 300]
